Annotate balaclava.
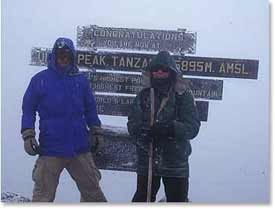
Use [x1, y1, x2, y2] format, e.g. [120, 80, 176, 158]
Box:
[151, 65, 176, 95]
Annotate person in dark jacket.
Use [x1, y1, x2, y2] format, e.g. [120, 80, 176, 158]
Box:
[21, 37, 107, 202]
[127, 51, 201, 202]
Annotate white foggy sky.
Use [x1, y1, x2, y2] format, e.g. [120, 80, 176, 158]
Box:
[1, 0, 270, 203]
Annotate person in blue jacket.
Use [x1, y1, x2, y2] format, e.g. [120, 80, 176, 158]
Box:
[21, 37, 107, 202]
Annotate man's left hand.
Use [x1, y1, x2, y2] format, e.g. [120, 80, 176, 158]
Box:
[151, 120, 175, 138]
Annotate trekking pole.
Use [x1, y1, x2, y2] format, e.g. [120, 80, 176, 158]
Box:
[146, 87, 155, 202]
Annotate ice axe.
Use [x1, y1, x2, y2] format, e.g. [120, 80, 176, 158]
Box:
[146, 87, 155, 202]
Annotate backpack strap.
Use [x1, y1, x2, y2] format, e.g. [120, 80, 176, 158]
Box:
[175, 92, 183, 121]
[139, 88, 150, 112]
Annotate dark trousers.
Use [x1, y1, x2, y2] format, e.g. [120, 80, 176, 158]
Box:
[132, 175, 189, 202]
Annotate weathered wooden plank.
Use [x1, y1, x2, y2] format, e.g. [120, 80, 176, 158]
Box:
[76, 25, 196, 54]
[30, 48, 259, 79]
[95, 94, 209, 121]
[94, 124, 206, 172]
[85, 71, 223, 100]
[92, 126, 135, 172]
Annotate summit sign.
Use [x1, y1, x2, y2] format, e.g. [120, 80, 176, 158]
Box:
[29, 24, 260, 172]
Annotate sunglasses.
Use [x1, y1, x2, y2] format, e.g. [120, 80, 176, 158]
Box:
[151, 68, 170, 79]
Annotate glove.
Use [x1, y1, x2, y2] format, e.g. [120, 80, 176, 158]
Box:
[21, 129, 40, 156]
[90, 126, 104, 154]
[151, 120, 175, 138]
[138, 126, 151, 138]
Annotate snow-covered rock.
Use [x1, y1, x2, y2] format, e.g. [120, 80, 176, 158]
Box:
[1, 192, 31, 203]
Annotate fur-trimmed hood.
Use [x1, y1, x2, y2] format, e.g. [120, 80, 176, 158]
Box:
[141, 51, 190, 95]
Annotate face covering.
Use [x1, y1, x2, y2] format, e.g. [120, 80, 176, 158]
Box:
[151, 68, 173, 94]
[151, 77, 173, 93]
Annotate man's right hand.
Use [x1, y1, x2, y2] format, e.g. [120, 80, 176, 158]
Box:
[89, 126, 104, 154]
[21, 129, 40, 156]
[137, 126, 154, 142]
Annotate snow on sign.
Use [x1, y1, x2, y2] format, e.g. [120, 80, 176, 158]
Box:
[93, 125, 136, 172]
[94, 94, 209, 122]
[84, 71, 224, 100]
[31, 48, 259, 79]
[76, 25, 196, 54]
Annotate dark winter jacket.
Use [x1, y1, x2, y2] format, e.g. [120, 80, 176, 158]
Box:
[127, 51, 201, 177]
[21, 37, 101, 157]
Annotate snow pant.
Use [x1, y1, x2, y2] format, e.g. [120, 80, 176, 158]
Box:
[31, 152, 107, 202]
[132, 174, 189, 202]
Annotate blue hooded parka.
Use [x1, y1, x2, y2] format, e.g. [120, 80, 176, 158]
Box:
[21, 37, 101, 157]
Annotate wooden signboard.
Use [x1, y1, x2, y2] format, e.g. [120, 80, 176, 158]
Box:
[93, 126, 136, 172]
[95, 94, 209, 121]
[31, 48, 259, 79]
[76, 25, 196, 54]
[85, 71, 223, 100]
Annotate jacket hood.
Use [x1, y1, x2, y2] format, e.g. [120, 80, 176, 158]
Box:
[142, 51, 189, 94]
[47, 37, 79, 74]
[146, 51, 181, 74]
